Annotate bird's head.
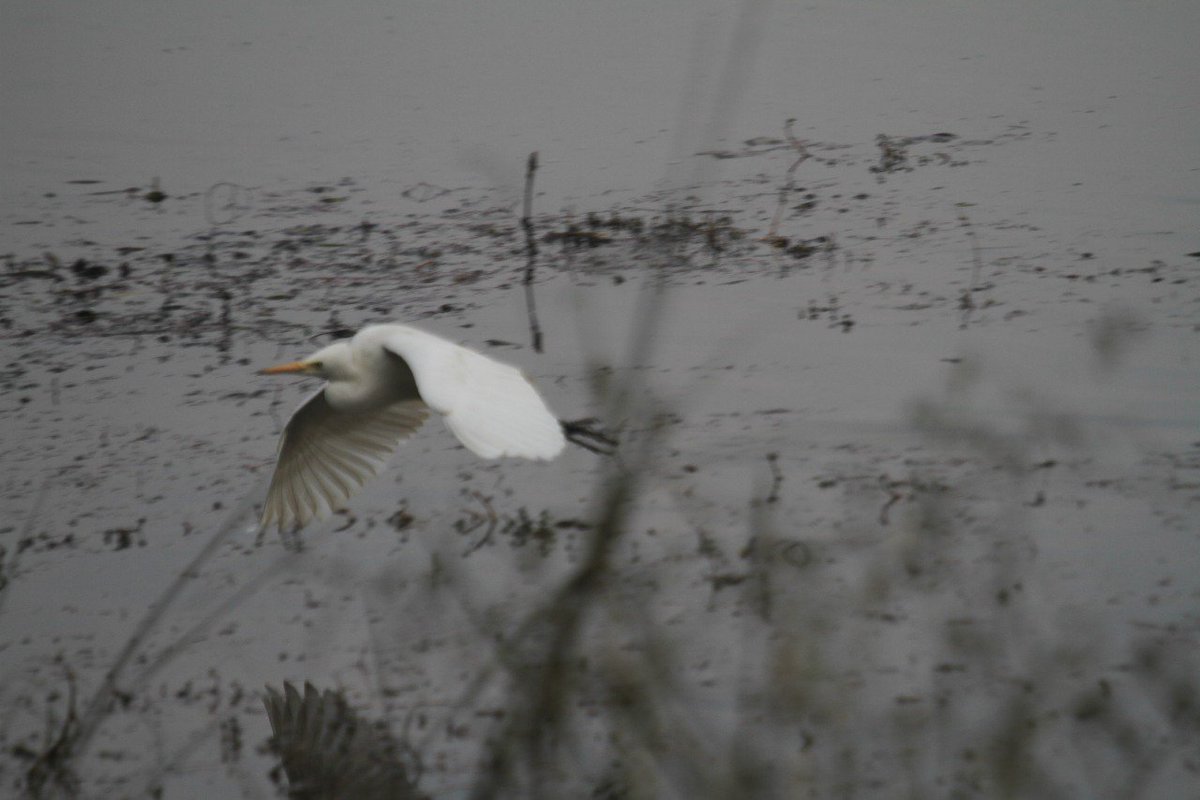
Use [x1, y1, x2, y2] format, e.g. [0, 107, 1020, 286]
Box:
[260, 342, 354, 381]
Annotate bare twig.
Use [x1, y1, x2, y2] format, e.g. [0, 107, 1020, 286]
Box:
[0, 478, 50, 619]
[72, 488, 261, 762]
[765, 118, 812, 243]
[764, 451, 783, 504]
[22, 660, 80, 797]
[959, 214, 983, 328]
[464, 7, 775, 794]
[521, 152, 544, 353]
[126, 537, 313, 692]
[467, 470, 639, 800]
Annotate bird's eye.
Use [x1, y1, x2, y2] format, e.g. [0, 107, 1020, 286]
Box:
[310, 361, 322, 369]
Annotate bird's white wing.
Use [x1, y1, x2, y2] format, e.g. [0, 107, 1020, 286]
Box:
[379, 327, 566, 461]
[261, 389, 429, 531]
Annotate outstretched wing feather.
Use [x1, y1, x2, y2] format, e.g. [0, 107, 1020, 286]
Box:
[260, 390, 429, 532]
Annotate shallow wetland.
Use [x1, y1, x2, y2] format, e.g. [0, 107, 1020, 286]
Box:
[1, 1, 1198, 797]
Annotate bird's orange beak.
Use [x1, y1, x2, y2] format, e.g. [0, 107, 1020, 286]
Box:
[260, 360, 314, 376]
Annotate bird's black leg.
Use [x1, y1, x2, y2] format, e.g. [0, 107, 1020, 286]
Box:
[561, 417, 618, 455]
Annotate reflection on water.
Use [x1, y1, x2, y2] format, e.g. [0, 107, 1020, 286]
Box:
[2, 0, 1199, 797]
[264, 682, 423, 799]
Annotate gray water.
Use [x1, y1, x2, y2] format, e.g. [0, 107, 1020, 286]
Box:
[2, 1, 1198, 797]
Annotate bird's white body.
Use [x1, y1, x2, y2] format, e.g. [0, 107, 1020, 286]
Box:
[259, 323, 565, 532]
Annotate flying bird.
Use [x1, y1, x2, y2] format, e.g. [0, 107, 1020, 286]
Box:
[258, 323, 568, 532]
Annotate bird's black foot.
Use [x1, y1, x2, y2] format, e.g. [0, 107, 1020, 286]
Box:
[561, 417, 618, 455]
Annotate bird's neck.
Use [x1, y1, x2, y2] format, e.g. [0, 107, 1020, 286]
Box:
[323, 354, 419, 413]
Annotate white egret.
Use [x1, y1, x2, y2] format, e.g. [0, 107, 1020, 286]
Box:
[258, 323, 567, 532]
